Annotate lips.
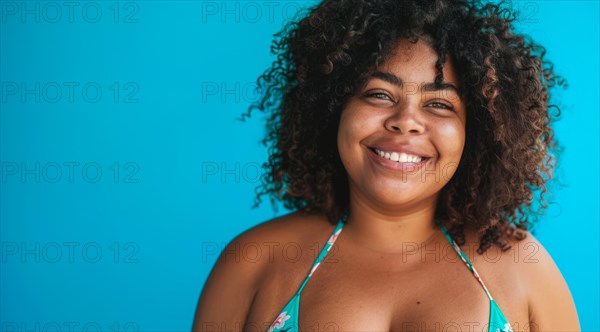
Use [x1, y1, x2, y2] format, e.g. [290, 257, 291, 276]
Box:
[370, 148, 430, 163]
[367, 143, 433, 159]
[366, 146, 431, 172]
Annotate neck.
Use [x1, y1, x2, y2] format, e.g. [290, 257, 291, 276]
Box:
[342, 190, 441, 254]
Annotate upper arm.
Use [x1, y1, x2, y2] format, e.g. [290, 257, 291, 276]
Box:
[192, 228, 267, 331]
[522, 232, 581, 332]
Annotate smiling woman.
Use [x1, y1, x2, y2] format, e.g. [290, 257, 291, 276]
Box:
[338, 38, 467, 213]
[192, 0, 580, 331]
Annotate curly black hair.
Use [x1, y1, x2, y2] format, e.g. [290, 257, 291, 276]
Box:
[238, 0, 566, 254]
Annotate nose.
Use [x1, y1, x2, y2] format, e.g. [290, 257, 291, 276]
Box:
[384, 98, 425, 134]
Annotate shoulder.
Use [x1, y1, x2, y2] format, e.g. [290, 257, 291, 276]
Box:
[243, 210, 334, 241]
[462, 228, 580, 331]
[230, 210, 335, 264]
[192, 210, 332, 330]
[514, 231, 581, 331]
[213, 210, 332, 278]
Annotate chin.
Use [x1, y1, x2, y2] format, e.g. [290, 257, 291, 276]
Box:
[367, 185, 426, 205]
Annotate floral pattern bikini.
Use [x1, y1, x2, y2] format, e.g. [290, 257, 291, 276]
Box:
[267, 211, 514, 332]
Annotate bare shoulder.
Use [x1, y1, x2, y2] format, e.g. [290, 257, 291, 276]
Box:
[232, 210, 338, 277]
[461, 228, 580, 332]
[211, 210, 332, 268]
[192, 210, 331, 331]
[243, 210, 335, 244]
[515, 231, 581, 331]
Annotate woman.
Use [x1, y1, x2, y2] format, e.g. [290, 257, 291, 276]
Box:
[193, 0, 580, 331]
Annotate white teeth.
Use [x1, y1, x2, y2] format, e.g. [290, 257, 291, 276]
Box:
[374, 149, 423, 163]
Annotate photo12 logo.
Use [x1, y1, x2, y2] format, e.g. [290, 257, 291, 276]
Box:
[1, 82, 139, 104]
[1, 321, 140, 332]
[1, 162, 140, 184]
[0, 2, 140, 23]
[200, 1, 313, 24]
[2, 241, 140, 263]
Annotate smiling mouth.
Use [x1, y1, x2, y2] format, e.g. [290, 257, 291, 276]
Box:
[368, 147, 431, 164]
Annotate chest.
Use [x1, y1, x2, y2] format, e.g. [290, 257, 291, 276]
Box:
[246, 240, 528, 332]
[296, 254, 493, 331]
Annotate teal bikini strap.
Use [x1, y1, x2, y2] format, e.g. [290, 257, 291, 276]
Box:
[440, 225, 494, 301]
[296, 210, 348, 294]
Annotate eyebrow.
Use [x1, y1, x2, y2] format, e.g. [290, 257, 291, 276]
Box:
[366, 70, 460, 95]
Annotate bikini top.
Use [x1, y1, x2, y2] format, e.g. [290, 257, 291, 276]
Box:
[267, 211, 514, 332]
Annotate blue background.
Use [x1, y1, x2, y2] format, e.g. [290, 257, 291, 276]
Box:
[0, 0, 598, 331]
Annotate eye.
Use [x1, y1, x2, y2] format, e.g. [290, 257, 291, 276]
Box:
[364, 91, 395, 103]
[426, 101, 454, 111]
[366, 92, 391, 99]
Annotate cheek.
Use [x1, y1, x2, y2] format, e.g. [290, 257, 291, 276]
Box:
[435, 121, 466, 157]
[337, 110, 356, 168]
[338, 105, 368, 148]
[337, 105, 375, 169]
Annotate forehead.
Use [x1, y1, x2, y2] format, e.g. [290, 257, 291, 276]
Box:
[376, 38, 460, 87]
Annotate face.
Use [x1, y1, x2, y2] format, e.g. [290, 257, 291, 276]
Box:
[337, 38, 467, 210]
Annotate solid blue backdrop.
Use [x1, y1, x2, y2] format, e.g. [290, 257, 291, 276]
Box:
[1, 0, 598, 331]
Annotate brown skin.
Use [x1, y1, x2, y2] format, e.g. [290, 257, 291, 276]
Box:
[192, 211, 579, 331]
[192, 40, 580, 331]
[337, 38, 466, 252]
